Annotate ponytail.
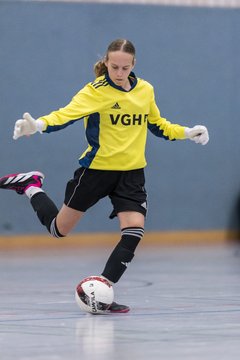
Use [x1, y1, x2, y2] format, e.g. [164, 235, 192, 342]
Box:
[94, 60, 108, 77]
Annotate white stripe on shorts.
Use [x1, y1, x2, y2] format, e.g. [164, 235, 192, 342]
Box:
[66, 168, 87, 207]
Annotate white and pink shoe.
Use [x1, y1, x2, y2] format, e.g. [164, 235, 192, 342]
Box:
[0, 171, 44, 194]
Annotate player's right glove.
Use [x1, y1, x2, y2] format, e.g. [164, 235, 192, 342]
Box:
[13, 113, 45, 140]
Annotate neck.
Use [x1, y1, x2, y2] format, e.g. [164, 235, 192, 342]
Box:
[122, 80, 131, 91]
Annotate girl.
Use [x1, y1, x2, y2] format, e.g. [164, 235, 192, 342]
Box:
[0, 39, 209, 313]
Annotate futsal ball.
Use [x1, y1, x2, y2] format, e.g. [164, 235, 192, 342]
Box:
[75, 276, 114, 314]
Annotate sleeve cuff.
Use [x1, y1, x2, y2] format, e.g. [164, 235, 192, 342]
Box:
[36, 119, 47, 133]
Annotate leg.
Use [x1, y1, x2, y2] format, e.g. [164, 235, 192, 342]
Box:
[0, 171, 84, 237]
[102, 211, 144, 313]
[118, 211, 145, 229]
[56, 204, 84, 236]
[101, 211, 145, 283]
[30, 193, 84, 237]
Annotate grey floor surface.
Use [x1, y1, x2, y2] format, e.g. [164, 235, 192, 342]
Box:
[1, 243, 240, 360]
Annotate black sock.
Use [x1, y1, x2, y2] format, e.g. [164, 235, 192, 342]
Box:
[30, 192, 59, 233]
[101, 227, 144, 283]
[49, 217, 65, 238]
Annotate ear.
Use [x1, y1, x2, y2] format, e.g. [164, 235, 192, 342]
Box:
[103, 56, 108, 67]
[132, 57, 136, 69]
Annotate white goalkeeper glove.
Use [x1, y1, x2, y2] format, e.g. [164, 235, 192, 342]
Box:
[13, 113, 45, 140]
[184, 125, 209, 145]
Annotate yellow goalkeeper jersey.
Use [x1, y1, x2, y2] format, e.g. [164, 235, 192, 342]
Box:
[39, 72, 186, 171]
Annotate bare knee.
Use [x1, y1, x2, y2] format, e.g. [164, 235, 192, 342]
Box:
[118, 211, 145, 229]
[55, 205, 84, 236]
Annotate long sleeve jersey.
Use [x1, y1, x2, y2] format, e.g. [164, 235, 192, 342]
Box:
[39, 72, 186, 171]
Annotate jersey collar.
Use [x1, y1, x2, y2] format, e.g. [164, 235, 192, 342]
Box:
[105, 71, 137, 92]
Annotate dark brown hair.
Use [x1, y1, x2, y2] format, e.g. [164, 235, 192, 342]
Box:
[94, 39, 136, 77]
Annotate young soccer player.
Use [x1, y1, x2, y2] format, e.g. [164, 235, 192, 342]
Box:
[0, 39, 209, 313]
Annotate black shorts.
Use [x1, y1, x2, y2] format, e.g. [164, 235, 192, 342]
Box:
[64, 167, 147, 219]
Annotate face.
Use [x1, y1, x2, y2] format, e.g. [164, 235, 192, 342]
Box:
[105, 51, 135, 88]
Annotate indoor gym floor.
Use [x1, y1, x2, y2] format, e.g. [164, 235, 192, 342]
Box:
[1, 242, 240, 360]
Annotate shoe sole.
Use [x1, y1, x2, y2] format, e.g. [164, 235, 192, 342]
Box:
[109, 308, 130, 313]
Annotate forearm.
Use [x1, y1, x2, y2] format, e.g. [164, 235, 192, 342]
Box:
[38, 103, 84, 133]
[148, 118, 186, 140]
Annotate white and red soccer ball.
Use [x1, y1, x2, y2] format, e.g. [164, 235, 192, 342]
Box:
[75, 276, 114, 314]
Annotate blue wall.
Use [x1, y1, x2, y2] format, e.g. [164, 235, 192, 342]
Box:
[0, 1, 240, 234]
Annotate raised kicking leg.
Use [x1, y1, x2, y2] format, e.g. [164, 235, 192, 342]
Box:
[0, 171, 83, 236]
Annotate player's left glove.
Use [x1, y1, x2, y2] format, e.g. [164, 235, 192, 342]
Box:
[184, 125, 209, 145]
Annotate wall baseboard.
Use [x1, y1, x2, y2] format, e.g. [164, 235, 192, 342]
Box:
[0, 230, 239, 250]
